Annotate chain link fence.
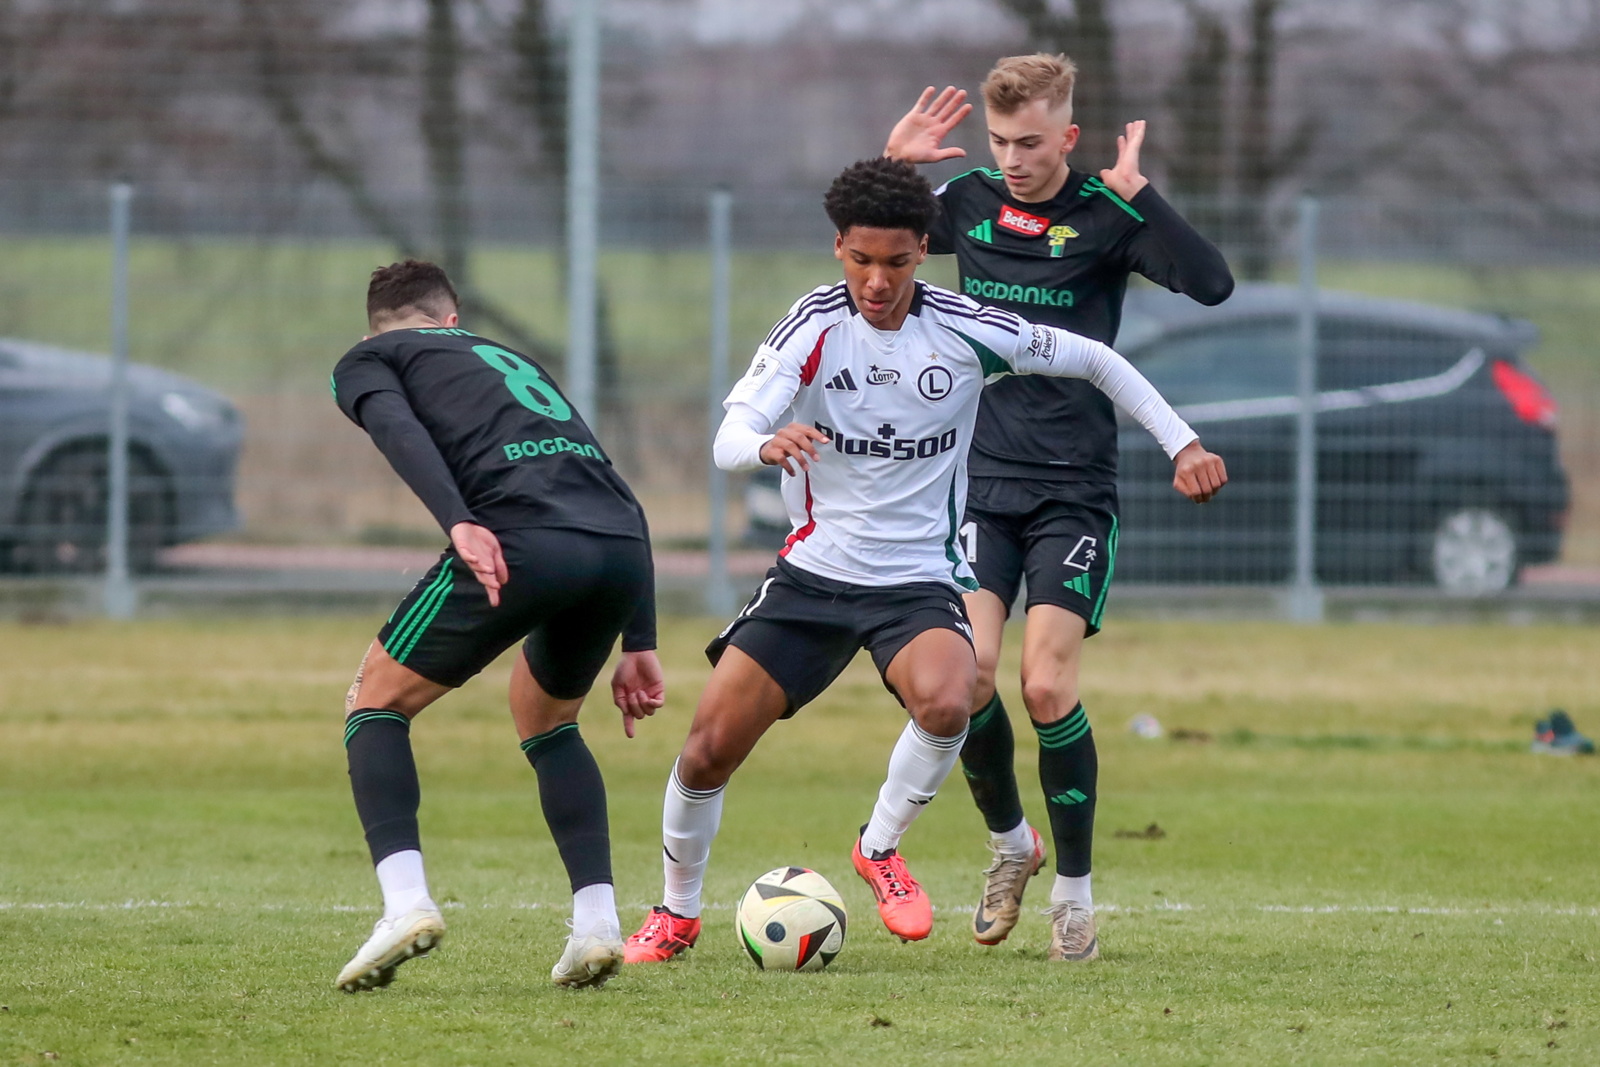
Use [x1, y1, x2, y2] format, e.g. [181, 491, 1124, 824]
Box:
[0, 178, 1594, 606]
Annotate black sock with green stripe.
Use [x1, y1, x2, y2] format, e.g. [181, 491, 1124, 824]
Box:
[345, 709, 421, 865]
[1033, 703, 1097, 878]
[959, 693, 1026, 834]
[522, 724, 612, 892]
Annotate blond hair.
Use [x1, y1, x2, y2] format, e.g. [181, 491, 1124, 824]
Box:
[981, 53, 1077, 118]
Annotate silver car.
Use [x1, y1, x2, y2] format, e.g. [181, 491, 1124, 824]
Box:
[0, 338, 241, 572]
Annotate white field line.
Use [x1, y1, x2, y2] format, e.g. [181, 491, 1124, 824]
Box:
[3, 900, 1596, 917]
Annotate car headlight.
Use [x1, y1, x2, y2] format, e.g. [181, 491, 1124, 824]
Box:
[161, 391, 231, 433]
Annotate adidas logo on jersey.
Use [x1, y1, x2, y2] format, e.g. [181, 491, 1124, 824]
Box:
[824, 368, 859, 391]
[966, 219, 994, 243]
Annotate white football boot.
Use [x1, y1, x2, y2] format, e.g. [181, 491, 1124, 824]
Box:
[551, 921, 624, 989]
[335, 906, 446, 992]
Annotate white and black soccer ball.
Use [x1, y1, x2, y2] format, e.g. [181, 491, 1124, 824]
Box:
[734, 867, 847, 971]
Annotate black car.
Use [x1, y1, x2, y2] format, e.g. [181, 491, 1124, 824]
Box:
[744, 285, 1567, 594]
[1113, 284, 1567, 592]
[0, 338, 242, 572]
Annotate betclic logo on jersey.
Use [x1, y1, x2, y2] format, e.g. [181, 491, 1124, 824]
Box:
[814, 420, 958, 461]
[997, 204, 1051, 237]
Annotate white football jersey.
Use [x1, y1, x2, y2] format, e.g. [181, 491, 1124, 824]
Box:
[717, 280, 1195, 591]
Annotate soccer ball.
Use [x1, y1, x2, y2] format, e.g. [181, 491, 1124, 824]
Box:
[734, 867, 847, 971]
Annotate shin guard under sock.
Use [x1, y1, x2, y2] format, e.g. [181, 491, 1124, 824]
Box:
[959, 693, 1026, 835]
[1033, 703, 1098, 878]
[661, 760, 725, 919]
[860, 720, 968, 856]
[345, 709, 422, 865]
[522, 723, 612, 893]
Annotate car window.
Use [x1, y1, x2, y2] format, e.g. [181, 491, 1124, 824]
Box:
[1317, 320, 1475, 389]
[1129, 319, 1297, 405]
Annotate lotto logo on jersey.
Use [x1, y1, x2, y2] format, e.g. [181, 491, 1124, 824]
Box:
[814, 421, 958, 461]
[997, 204, 1050, 237]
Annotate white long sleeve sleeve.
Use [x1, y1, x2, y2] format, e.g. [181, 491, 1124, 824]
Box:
[713, 402, 775, 471]
[1013, 324, 1198, 460]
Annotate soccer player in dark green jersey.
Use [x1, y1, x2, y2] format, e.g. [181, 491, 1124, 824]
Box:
[885, 53, 1234, 960]
[329, 260, 664, 991]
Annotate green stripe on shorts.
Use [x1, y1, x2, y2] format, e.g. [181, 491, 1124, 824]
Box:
[1090, 514, 1119, 630]
[393, 569, 455, 665]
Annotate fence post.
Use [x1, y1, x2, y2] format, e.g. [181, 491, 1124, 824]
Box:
[105, 182, 136, 620]
[705, 188, 736, 618]
[565, 0, 600, 423]
[1286, 195, 1324, 622]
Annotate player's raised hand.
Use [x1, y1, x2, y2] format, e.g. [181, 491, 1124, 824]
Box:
[885, 86, 973, 164]
[1172, 440, 1228, 503]
[760, 422, 830, 475]
[450, 521, 509, 607]
[611, 649, 666, 739]
[1099, 120, 1150, 202]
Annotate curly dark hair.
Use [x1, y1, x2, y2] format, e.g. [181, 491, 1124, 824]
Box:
[824, 157, 939, 237]
[367, 259, 459, 324]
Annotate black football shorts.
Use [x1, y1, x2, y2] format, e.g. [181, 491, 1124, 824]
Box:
[705, 558, 975, 718]
[962, 477, 1119, 637]
[377, 527, 650, 697]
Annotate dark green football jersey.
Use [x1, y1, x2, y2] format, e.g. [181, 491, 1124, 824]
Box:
[332, 328, 647, 539]
[928, 166, 1232, 481]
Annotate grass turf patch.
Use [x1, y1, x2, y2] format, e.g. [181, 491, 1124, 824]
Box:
[0, 616, 1596, 1064]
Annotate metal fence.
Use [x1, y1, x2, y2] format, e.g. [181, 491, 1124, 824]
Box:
[0, 178, 1595, 613]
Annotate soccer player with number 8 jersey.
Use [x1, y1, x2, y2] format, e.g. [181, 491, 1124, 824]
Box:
[328, 260, 664, 992]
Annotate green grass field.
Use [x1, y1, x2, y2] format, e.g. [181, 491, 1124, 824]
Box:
[1, 616, 1596, 1065]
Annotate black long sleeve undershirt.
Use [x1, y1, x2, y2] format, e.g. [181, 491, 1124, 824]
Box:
[1125, 184, 1236, 306]
[355, 391, 477, 533]
[621, 506, 657, 653]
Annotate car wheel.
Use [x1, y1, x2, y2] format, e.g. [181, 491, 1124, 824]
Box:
[1430, 506, 1518, 596]
[11, 445, 171, 574]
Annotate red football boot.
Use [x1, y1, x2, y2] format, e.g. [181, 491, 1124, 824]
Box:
[623, 905, 702, 964]
[852, 837, 934, 942]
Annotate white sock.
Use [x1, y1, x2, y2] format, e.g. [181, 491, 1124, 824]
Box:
[572, 882, 618, 939]
[375, 849, 434, 920]
[1053, 873, 1093, 911]
[859, 720, 968, 856]
[991, 818, 1035, 858]
[661, 760, 725, 920]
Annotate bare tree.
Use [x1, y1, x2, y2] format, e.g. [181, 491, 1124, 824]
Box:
[239, 0, 558, 358]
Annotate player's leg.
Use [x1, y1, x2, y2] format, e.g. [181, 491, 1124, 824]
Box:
[854, 608, 977, 941]
[336, 640, 452, 992]
[1018, 486, 1117, 962]
[624, 645, 792, 963]
[959, 486, 1047, 944]
[513, 533, 653, 987]
[337, 537, 564, 991]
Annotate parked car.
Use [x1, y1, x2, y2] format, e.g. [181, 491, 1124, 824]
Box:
[0, 338, 242, 572]
[744, 285, 1568, 594]
[1112, 284, 1566, 592]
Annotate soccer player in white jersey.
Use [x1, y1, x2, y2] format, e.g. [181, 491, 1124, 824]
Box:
[623, 157, 1225, 961]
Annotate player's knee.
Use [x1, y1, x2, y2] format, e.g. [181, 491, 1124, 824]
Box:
[909, 696, 971, 739]
[677, 729, 739, 790]
[1021, 671, 1077, 723]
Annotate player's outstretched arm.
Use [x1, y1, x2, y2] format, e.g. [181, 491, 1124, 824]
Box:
[611, 650, 665, 739]
[450, 521, 508, 607]
[1004, 322, 1223, 496]
[885, 85, 972, 164]
[1172, 440, 1228, 503]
